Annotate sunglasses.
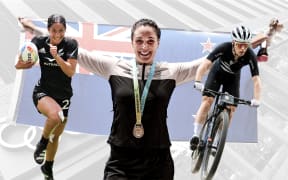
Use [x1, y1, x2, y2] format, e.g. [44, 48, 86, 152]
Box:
[234, 42, 250, 49]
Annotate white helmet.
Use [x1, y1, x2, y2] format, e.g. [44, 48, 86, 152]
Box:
[231, 25, 252, 43]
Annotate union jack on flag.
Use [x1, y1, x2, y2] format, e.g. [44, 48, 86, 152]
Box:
[24, 20, 134, 74]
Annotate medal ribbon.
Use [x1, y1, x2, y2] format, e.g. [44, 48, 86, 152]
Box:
[132, 60, 156, 125]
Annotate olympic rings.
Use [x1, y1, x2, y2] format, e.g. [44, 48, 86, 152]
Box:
[0, 123, 81, 150]
[0, 123, 37, 149]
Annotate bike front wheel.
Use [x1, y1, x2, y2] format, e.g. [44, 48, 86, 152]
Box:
[191, 117, 210, 173]
[201, 111, 229, 180]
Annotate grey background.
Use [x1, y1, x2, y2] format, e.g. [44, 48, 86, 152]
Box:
[1, 0, 288, 179]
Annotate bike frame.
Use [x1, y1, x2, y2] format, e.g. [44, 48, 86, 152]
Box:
[200, 91, 233, 180]
[191, 89, 251, 180]
[204, 92, 229, 144]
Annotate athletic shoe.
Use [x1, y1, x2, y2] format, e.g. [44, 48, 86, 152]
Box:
[41, 165, 54, 180]
[34, 142, 46, 165]
[190, 136, 200, 151]
[211, 146, 217, 157]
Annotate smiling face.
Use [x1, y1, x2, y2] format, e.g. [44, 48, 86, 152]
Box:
[131, 25, 159, 64]
[48, 22, 66, 45]
[130, 19, 161, 65]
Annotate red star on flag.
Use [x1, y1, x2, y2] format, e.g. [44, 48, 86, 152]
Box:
[200, 38, 216, 53]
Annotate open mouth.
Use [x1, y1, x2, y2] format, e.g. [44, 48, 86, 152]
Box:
[139, 51, 151, 59]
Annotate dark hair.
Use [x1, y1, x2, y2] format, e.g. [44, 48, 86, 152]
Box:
[47, 14, 66, 29]
[131, 18, 161, 41]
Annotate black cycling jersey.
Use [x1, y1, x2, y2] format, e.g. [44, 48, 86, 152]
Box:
[78, 49, 201, 149]
[204, 42, 259, 98]
[31, 36, 78, 99]
[207, 42, 259, 76]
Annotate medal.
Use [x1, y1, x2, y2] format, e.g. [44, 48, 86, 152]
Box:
[132, 61, 155, 139]
[133, 124, 144, 138]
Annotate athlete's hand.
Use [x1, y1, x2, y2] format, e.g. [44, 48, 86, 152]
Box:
[15, 55, 35, 69]
[194, 81, 204, 92]
[50, 44, 58, 58]
[250, 99, 260, 107]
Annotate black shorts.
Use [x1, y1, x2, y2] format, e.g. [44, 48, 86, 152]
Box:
[32, 85, 71, 117]
[203, 63, 240, 98]
[104, 145, 174, 180]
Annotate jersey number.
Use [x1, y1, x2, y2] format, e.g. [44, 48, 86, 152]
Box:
[62, 99, 70, 110]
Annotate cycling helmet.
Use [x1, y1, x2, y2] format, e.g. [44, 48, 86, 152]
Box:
[231, 25, 252, 43]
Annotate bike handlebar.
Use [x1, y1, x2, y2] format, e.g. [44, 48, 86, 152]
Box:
[203, 88, 251, 106]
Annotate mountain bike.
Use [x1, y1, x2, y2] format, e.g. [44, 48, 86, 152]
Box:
[191, 88, 251, 180]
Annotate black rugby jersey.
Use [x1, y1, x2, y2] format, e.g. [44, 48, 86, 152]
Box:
[207, 42, 259, 77]
[31, 36, 78, 99]
[78, 49, 202, 148]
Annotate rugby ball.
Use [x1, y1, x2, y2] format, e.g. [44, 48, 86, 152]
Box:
[20, 42, 39, 63]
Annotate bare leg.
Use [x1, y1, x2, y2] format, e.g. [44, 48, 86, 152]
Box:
[46, 119, 67, 161]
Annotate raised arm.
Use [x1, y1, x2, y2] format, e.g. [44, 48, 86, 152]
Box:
[266, 18, 284, 46]
[18, 17, 47, 36]
[251, 18, 284, 49]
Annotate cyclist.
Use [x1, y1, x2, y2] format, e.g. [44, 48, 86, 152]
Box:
[190, 25, 262, 150]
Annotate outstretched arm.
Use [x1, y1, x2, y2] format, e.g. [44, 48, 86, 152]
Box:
[251, 18, 284, 49]
[266, 18, 284, 47]
[18, 17, 47, 36]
